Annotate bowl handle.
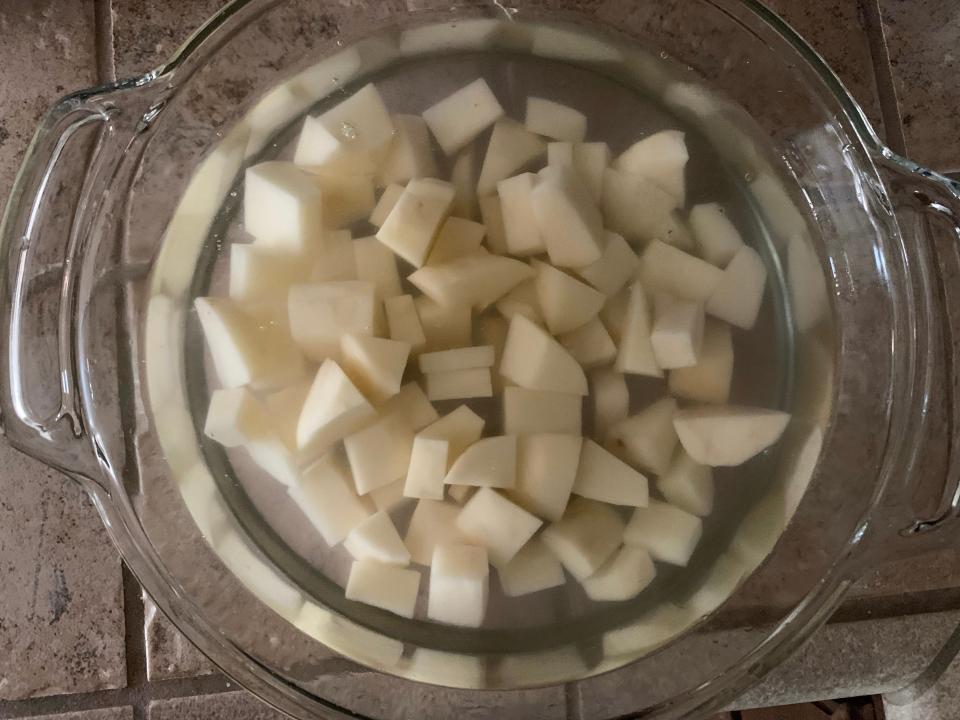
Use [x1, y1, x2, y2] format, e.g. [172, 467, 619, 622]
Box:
[0, 93, 118, 493]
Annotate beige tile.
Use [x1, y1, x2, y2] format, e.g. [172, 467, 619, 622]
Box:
[148, 692, 286, 720]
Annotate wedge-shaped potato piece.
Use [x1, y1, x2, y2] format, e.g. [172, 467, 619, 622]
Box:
[205, 386, 269, 447]
[534, 260, 606, 335]
[548, 141, 574, 168]
[559, 317, 616, 368]
[500, 315, 588, 395]
[750, 172, 808, 247]
[312, 171, 376, 229]
[195, 297, 305, 389]
[312, 230, 357, 282]
[450, 144, 479, 219]
[456, 487, 542, 565]
[685, 553, 745, 615]
[788, 234, 829, 332]
[541, 498, 624, 580]
[344, 511, 411, 566]
[624, 499, 702, 566]
[496, 279, 544, 325]
[420, 345, 495, 374]
[706, 246, 767, 329]
[229, 244, 308, 304]
[478, 193, 508, 254]
[378, 382, 438, 431]
[638, 240, 723, 303]
[689, 202, 744, 267]
[296, 360, 376, 460]
[384, 295, 426, 351]
[404, 500, 470, 566]
[246, 438, 300, 487]
[478, 314, 509, 393]
[502, 386, 582, 435]
[289, 451, 372, 545]
[574, 439, 649, 507]
[673, 406, 790, 466]
[477, 120, 547, 195]
[615, 130, 688, 205]
[572, 142, 610, 202]
[428, 544, 489, 627]
[423, 78, 504, 155]
[615, 281, 662, 378]
[404, 435, 449, 500]
[525, 97, 587, 142]
[340, 334, 410, 403]
[497, 537, 565, 597]
[590, 367, 629, 438]
[369, 183, 405, 227]
[582, 545, 656, 601]
[513, 433, 582, 521]
[445, 435, 517, 489]
[601, 168, 678, 245]
[421, 406, 485, 467]
[378, 114, 438, 185]
[603, 602, 694, 657]
[427, 216, 486, 265]
[651, 294, 705, 370]
[668, 321, 733, 404]
[576, 231, 638, 296]
[263, 381, 310, 453]
[498, 173, 546, 256]
[368, 477, 409, 513]
[345, 413, 415, 494]
[354, 237, 402, 301]
[288, 281, 376, 362]
[376, 178, 455, 267]
[244, 162, 323, 251]
[658, 450, 714, 517]
[532, 166, 604, 268]
[609, 397, 679, 475]
[425, 367, 493, 401]
[409, 252, 534, 310]
[447, 484, 474, 505]
[415, 297, 472, 351]
[601, 286, 630, 343]
[345, 559, 421, 618]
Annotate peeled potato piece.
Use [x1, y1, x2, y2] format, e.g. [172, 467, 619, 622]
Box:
[668, 320, 734, 404]
[502, 386, 582, 435]
[582, 545, 656, 602]
[513, 433, 582, 522]
[288, 451, 372, 546]
[427, 217, 486, 265]
[345, 559, 421, 618]
[496, 279, 545, 325]
[228, 244, 308, 305]
[370, 184, 405, 227]
[244, 161, 324, 252]
[404, 435, 449, 500]
[378, 382, 439, 432]
[706, 245, 767, 330]
[601, 168, 678, 245]
[531, 166, 604, 268]
[615, 281, 662, 378]
[204, 386, 269, 448]
[288, 281, 376, 363]
[384, 295, 427, 352]
[444, 435, 517, 489]
[541, 498, 624, 581]
[423, 78, 505, 156]
[689, 202, 744, 267]
[559, 317, 617, 368]
[296, 360, 376, 462]
[658, 450, 714, 517]
[575, 231, 639, 296]
[477, 120, 547, 195]
[589, 367, 629, 438]
[378, 114, 438, 186]
[650, 294, 705, 370]
[409, 252, 534, 310]
[525, 97, 587, 142]
[533, 259, 606, 335]
[499, 172, 547, 256]
[572, 142, 610, 203]
[608, 397, 679, 476]
[478, 193, 508, 254]
[415, 297, 472, 352]
[420, 406, 485, 467]
[456, 487, 542, 566]
[624, 500, 702, 566]
[573, 439, 649, 507]
[500, 315, 588, 395]
[344, 511, 411, 566]
[419, 345, 495, 373]
[425, 367, 493, 401]
[404, 500, 470, 566]
[312, 230, 357, 282]
[428, 544, 490, 627]
[450, 144, 479, 219]
[638, 240, 723, 303]
[673, 405, 790, 466]
[354, 237, 403, 302]
[340, 334, 410, 403]
[497, 537, 566, 597]
[344, 413, 415, 495]
[614, 129, 688, 205]
[377, 178, 455, 267]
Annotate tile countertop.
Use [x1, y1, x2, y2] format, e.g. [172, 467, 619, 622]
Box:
[2, 0, 960, 718]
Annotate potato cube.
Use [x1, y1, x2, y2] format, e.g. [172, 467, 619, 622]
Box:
[624, 500, 703, 566]
[497, 538, 565, 597]
[340, 334, 410, 403]
[450, 144, 479, 219]
[478, 120, 547, 195]
[673, 405, 790, 466]
[205, 387, 268, 447]
[524, 97, 587, 142]
[419, 345, 495, 374]
[384, 295, 427, 351]
[573, 439, 649, 507]
[422, 78, 504, 155]
[531, 166, 604, 268]
[427, 216, 486, 265]
[658, 450, 714, 517]
[615, 281, 662, 378]
[500, 315, 588, 395]
[228, 244, 308, 304]
[288, 281, 376, 362]
[263, 381, 310, 453]
[706, 245, 767, 329]
[498, 172, 547, 256]
[377, 178, 455, 267]
[244, 161, 323, 251]
[572, 142, 610, 202]
[415, 297, 472, 351]
[312, 230, 357, 282]
[245, 438, 300, 487]
[420, 406, 485, 467]
[344, 413, 415, 494]
[548, 141, 574, 168]
[589, 366, 629, 438]
[638, 240, 723, 303]
[410, 252, 534, 310]
[404, 435, 450, 500]
[296, 360, 376, 461]
[354, 236, 403, 301]
[344, 511, 411, 566]
[575, 231, 639, 296]
[289, 451, 372, 545]
[425, 367, 493, 401]
[582, 546, 656, 601]
[615, 130, 688, 205]
[788, 233, 829, 332]
[368, 477, 409, 513]
[444, 435, 516, 489]
[378, 114, 438, 185]
[404, 500, 470, 565]
[609, 397, 679, 475]
[478, 193, 508, 254]
[689, 202, 744, 267]
[601, 168, 678, 244]
[456, 487, 542, 566]
[541, 498, 624, 580]
[428, 544, 489, 627]
[602, 603, 693, 657]
[496, 279, 544, 325]
[600, 286, 630, 343]
[534, 259, 606, 335]
[685, 553, 746, 615]
[447, 484, 474, 505]
[312, 171, 376, 229]
[345, 559, 421, 618]
[369, 183, 405, 227]
[668, 321, 733, 404]
[651, 294, 705, 370]
[502, 386, 582, 435]
[378, 382, 439, 431]
[513, 433, 582, 521]
[559, 317, 617, 368]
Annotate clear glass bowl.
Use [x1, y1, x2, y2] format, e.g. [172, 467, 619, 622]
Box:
[3, 1, 960, 718]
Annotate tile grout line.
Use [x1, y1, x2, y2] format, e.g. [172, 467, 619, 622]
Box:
[859, 0, 907, 155]
[93, 0, 117, 84]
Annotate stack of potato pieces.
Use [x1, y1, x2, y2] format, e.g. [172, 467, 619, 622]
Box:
[197, 78, 790, 626]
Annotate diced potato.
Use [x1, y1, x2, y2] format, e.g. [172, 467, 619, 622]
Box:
[706, 246, 767, 329]
[378, 382, 439, 431]
[445, 435, 517, 489]
[195, 296, 306, 389]
[244, 162, 323, 251]
[450, 144, 479, 219]
[497, 538, 566, 597]
[447, 484, 474, 505]
[384, 295, 427, 351]
[500, 315, 588, 395]
[369, 183, 405, 227]
[478, 193, 508, 254]
[496, 279, 544, 325]
[354, 237, 403, 301]
[624, 500, 702, 566]
[576, 231, 639, 296]
[477, 120, 547, 195]
[525, 97, 587, 142]
[406, 648, 485, 688]
[288, 451, 372, 545]
[559, 318, 617, 368]
[601, 168, 678, 245]
[498, 173, 546, 256]
[378, 114, 438, 185]
[422, 78, 505, 155]
[541, 498, 624, 580]
[420, 345, 495, 373]
[263, 381, 310, 453]
[673, 406, 790, 466]
[532, 166, 604, 268]
[684, 553, 745, 615]
[312, 230, 357, 282]
[409, 253, 534, 309]
[638, 240, 723, 302]
[377, 178, 455, 267]
[295, 600, 404, 668]
[572, 142, 610, 202]
[425, 367, 493, 401]
[689, 202, 744, 267]
[582, 546, 656, 601]
[650, 211, 695, 251]
[534, 259, 606, 335]
[668, 321, 734, 404]
[788, 234, 829, 332]
[573, 439, 649, 507]
[428, 544, 489, 627]
[344, 413, 415, 494]
[651, 294, 705, 370]
[215, 530, 303, 619]
[296, 360, 376, 460]
[427, 217, 486, 265]
[245, 438, 300, 487]
[658, 450, 714, 517]
[404, 499, 470, 565]
[531, 25, 623, 63]
[415, 297, 472, 351]
[615, 130, 688, 205]
[293, 83, 394, 172]
[609, 397, 679, 475]
[502, 386, 582, 435]
[547, 141, 574, 168]
[288, 281, 376, 362]
[344, 511, 411, 566]
[312, 171, 376, 229]
[345, 559, 421, 618]
[456, 487, 542, 565]
[340, 334, 410, 403]
[420, 406, 485, 467]
[513, 433, 582, 521]
[615, 281, 662, 378]
[204, 386, 269, 448]
[750, 172, 808, 247]
[368, 477, 409, 513]
[589, 367, 629, 438]
[229, 244, 308, 304]
[404, 435, 449, 500]
[477, 314, 509, 393]
[601, 286, 631, 343]
[602, 603, 693, 657]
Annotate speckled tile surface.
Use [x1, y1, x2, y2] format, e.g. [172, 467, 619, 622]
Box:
[142, 596, 214, 682]
[147, 692, 285, 720]
[8, 709, 134, 720]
